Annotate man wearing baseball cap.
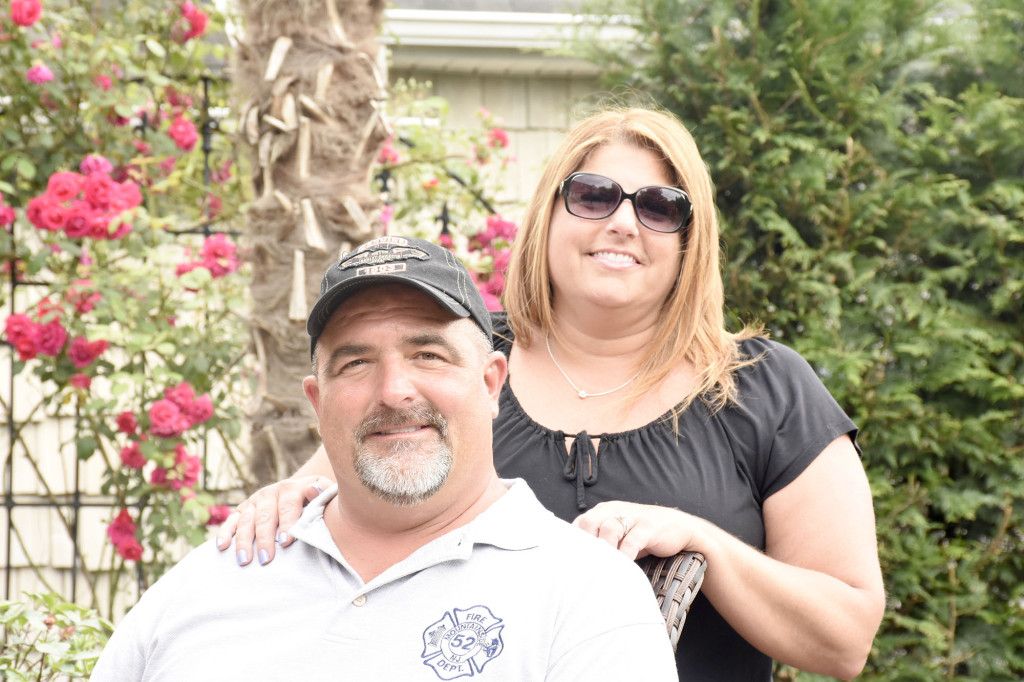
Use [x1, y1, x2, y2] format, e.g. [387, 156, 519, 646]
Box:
[93, 236, 676, 680]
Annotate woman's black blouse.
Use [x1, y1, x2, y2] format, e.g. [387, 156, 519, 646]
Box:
[489, 312, 859, 680]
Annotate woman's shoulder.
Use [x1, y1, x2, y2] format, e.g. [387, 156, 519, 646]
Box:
[732, 336, 826, 395]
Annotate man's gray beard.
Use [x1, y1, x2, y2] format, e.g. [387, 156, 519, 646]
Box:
[353, 406, 451, 506]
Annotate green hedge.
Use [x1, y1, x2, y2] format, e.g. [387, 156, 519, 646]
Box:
[577, 0, 1024, 678]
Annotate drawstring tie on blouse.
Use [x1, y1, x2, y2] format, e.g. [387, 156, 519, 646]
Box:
[562, 431, 599, 511]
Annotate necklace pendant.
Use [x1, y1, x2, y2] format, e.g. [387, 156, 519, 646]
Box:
[577, 389, 588, 399]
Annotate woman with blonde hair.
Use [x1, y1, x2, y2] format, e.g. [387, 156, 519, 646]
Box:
[222, 107, 884, 679]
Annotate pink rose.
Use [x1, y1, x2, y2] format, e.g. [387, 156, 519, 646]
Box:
[378, 138, 401, 165]
[35, 319, 68, 356]
[184, 393, 213, 425]
[25, 195, 48, 231]
[106, 509, 137, 546]
[173, 444, 201, 489]
[116, 411, 139, 434]
[67, 336, 108, 368]
[10, 0, 42, 27]
[175, 261, 199, 277]
[4, 314, 40, 361]
[483, 271, 506, 298]
[167, 114, 198, 151]
[149, 466, 168, 487]
[164, 382, 195, 409]
[175, 1, 208, 42]
[206, 505, 231, 526]
[119, 442, 146, 469]
[66, 279, 100, 314]
[37, 198, 70, 232]
[82, 172, 116, 210]
[69, 373, 91, 389]
[92, 74, 112, 91]
[63, 200, 98, 239]
[0, 205, 15, 228]
[111, 180, 142, 211]
[116, 537, 143, 561]
[148, 398, 191, 438]
[79, 154, 113, 176]
[26, 64, 54, 84]
[199, 233, 239, 278]
[487, 127, 509, 149]
[45, 171, 82, 203]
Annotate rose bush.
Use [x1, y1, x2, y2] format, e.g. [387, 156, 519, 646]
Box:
[379, 83, 519, 303]
[1, 0, 252, 617]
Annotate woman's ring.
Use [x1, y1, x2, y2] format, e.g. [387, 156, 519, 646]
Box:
[613, 513, 634, 536]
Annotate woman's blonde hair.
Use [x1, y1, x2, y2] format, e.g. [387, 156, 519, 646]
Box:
[503, 106, 762, 419]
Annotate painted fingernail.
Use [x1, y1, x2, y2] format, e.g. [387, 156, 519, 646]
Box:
[258, 549, 270, 565]
[236, 550, 248, 565]
[314, 484, 324, 495]
[276, 532, 289, 544]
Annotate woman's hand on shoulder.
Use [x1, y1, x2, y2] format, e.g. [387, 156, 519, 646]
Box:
[572, 502, 701, 560]
[215, 475, 329, 565]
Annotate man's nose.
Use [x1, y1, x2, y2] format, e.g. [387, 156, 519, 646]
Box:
[376, 358, 417, 407]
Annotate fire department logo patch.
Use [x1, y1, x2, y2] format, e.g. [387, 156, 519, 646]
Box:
[421, 605, 504, 680]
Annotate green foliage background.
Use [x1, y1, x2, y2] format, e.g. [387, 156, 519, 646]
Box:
[577, 0, 1024, 678]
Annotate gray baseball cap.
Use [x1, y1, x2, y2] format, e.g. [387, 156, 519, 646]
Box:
[307, 236, 493, 358]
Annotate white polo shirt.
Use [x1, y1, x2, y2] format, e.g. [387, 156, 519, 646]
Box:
[92, 479, 677, 681]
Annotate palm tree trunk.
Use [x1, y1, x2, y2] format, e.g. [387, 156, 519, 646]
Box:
[233, 0, 387, 484]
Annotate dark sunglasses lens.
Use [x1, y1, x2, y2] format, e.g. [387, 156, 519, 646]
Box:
[636, 188, 690, 232]
[566, 174, 621, 219]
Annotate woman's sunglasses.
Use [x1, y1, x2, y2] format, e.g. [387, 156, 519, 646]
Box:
[557, 172, 693, 234]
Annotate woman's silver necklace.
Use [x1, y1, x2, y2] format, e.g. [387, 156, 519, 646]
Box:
[545, 334, 641, 399]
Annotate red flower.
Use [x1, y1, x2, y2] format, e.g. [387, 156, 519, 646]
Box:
[206, 505, 231, 526]
[79, 154, 113, 176]
[377, 138, 401, 165]
[68, 336, 108, 368]
[92, 74, 112, 91]
[106, 509, 137, 546]
[116, 411, 139, 434]
[0, 205, 15, 228]
[66, 279, 100, 314]
[10, 0, 43, 27]
[167, 114, 198, 151]
[164, 381, 195, 409]
[199, 233, 239, 278]
[63, 200, 98, 239]
[184, 393, 213, 425]
[83, 172, 116, 210]
[69, 373, 91, 389]
[487, 127, 509, 149]
[119, 442, 146, 469]
[35, 319, 68, 356]
[116, 537, 143, 561]
[174, 444, 201, 489]
[174, 1, 208, 42]
[4, 314, 39, 361]
[37, 198, 70, 232]
[111, 180, 142, 211]
[26, 64, 54, 84]
[148, 398, 191, 438]
[149, 466, 169, 487]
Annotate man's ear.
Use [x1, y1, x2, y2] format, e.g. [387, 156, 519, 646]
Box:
[483, 352, 508, 418]
[302, 375, 321, 419]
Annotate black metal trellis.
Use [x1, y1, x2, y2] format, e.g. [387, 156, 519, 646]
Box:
[1, 75, 244, 610]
